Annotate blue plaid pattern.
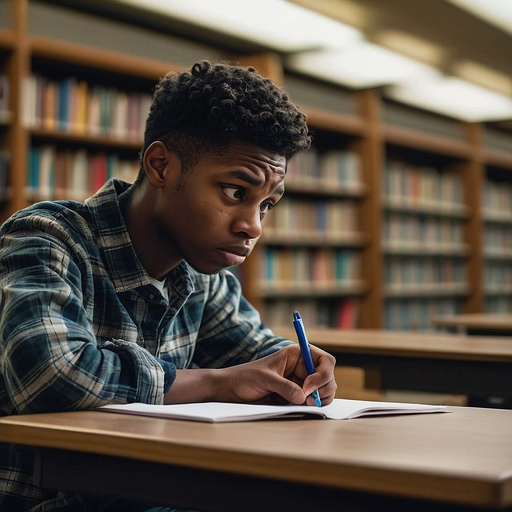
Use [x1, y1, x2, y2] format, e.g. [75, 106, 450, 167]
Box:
[0, 179, 290, 511]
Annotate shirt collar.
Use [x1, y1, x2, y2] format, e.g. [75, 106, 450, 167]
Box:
[85, 179, 195, 298]
[84, 179, 154, 293]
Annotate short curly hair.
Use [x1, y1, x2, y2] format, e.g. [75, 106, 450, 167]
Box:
[137, 60, 312, 178]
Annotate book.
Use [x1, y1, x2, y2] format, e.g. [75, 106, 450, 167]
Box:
[0, 75, 10, 122]
[98, 398, 448, 424]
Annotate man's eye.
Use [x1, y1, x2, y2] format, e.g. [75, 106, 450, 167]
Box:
[260, 202, 275, 214]
[223, 187, 244, 201]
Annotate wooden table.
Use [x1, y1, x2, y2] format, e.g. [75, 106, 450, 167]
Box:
[0, 407, 511, 511]
[273, 327, 512, 401]
[431, 313, 512, 335]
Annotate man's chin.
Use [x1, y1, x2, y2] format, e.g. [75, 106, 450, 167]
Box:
[186, 260, 229, 275]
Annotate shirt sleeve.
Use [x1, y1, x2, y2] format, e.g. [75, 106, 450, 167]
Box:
[0, 227, 168, 415]
[191, 270, 293, 368]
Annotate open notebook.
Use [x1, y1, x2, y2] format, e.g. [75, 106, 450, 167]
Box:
[98, 398, 449, 423]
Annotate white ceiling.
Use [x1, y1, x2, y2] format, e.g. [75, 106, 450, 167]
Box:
[113, 0, 512, 122]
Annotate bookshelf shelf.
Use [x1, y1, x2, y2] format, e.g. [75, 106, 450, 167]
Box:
[302, 107, 368, 136]
[382, 200, 470, 219]
[256, 280, 367, 298]
[383, 243, 471, 257]
[382, 125, 472, 159]
[284, 180, 367, 198]
[385, 283, 471, 297]
[485, 149, 512, 170]
[30, 36, 175, 80]
[262, 232, 368, 247]
[1, 0, 511, 329]
[30, 128, 143, 150]
[485, 287, 512, 295]
[484, 249, 512, 259]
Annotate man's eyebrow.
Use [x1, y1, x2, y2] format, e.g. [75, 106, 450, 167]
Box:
[226, 170, 262, 187]
[225, 169, 284, 196]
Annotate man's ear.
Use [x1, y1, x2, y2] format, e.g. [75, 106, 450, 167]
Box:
[143, 141, 181, 187]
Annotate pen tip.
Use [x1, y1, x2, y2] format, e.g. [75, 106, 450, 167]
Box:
[293, 311, 300, 320]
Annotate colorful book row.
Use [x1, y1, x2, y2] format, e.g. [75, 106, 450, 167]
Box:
[383, 212, 464, 248]
[482, 180, 512, 220]
[484, 225, 512, 253]
[26, 145, 139, 201]
[263, 297, 359, 329]
[22, 74, 152, 141]
[384, 298, 462, 331]
[383, 160, 464, 209]
[485, 296, 512, 313]
[264, 197, 357, 237]
[484, 261, 512, 290]
[286, 147, 362, 187]
[261, 247, 361, 287]
[384, 256, 466, 288]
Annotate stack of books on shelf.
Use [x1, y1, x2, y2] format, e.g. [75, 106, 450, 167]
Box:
[261, 247, 361, 292]
[22, 74, 151, 140]
[26, 146, 138, 201]
[287, 148, 362, 191]
[483, 179, 512, 222]
[382, 160, 464, 212]
[384, 258, 466, 294]
[264, 196, 357, 242]
[263, 297, 359, 330]
[384, 297, 462, 332]
[0, 75, 9, 123]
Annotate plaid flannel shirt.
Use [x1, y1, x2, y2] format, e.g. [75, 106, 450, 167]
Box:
[0, 179, 291, 511]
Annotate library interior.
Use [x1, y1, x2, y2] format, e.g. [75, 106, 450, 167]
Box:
[3, 0, 512, 333]
[2, 0, 512, 404]
[1, 2, 512, 512]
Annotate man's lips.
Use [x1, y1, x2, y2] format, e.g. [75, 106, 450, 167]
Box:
[219, 246, 251, 266]
[220, 246, 251, 257]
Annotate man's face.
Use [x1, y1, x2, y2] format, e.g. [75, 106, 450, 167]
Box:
[152, 140, 286, 274]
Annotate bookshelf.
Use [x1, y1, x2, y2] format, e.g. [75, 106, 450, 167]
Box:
[248, 142, 368, 329]
[381, 153, 470, 330]
[2, 0, 512, 331]
[481, 125, 512, 312]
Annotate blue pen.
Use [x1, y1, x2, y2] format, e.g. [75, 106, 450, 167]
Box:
[292, 311, 322, 407]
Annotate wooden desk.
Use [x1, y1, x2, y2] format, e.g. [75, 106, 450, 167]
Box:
[273, 327, 512, 400]
[0, 407, 511, 511]
[432, 313, 512, 335]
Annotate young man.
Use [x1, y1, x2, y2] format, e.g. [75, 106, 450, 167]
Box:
[0, 61, 337, 511]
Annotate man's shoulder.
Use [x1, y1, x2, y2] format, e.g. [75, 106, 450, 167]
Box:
[1, 180, 127, 237]
[0, 200, 97, 249]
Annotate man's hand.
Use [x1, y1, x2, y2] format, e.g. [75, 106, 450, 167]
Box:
[164, 344, 337, 406]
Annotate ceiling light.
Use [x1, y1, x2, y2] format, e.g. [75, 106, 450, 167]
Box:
[113, 0, 362, 52]
[386, 76, 512, 122]
[453, 60, 512, 96]
[445, 0, 512, 36]
[372, 30, 444, 67]
[285, 43, 437, 89]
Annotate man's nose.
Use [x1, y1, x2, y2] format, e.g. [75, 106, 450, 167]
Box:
[233, 207, 263, 239]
